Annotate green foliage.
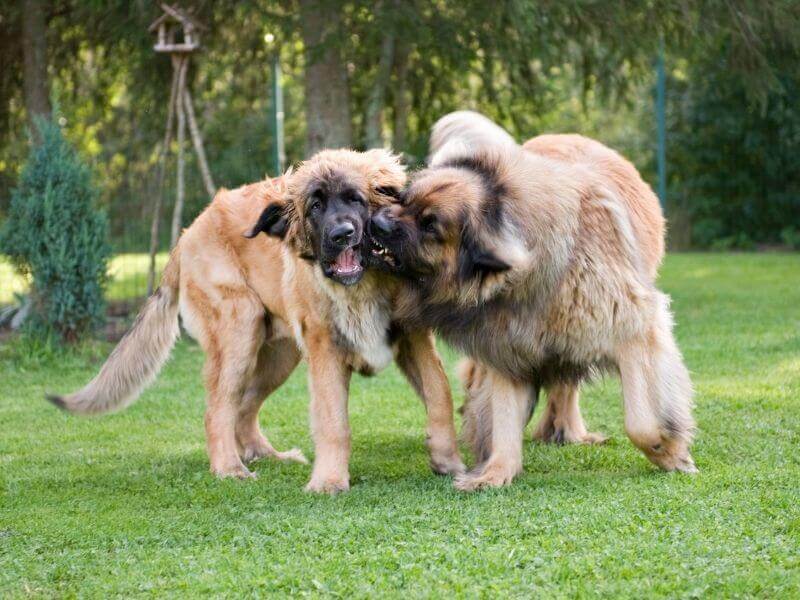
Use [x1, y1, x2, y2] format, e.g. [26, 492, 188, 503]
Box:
[781, 226, 800, 250]
[667, 51, 800, 248]
[1, 2, 799, 250]
[0, 117, 110, 342]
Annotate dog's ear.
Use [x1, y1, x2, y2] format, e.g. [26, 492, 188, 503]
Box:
[244, 202, 289, 239]
[458, 231, 511, 282]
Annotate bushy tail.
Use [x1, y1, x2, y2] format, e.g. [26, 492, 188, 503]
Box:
[458, 358, 539, 464]
[47, 248, 182, 414]
[428, 111, 517, 167]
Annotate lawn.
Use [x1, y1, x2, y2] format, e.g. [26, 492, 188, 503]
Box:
[1, 253, 799, 597]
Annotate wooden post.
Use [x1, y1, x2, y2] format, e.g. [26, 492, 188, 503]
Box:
[183, 88, 216, 197]
[170, 56, 188, 248]
[656, 40, 667, 208]
[146, 58, 180, 295]
[148, 5, 213, 276]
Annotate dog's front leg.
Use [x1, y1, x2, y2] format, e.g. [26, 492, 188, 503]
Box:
[304, 328, 352, 494]
[395, 330, 465, 476]
[454, 367, 528, 491]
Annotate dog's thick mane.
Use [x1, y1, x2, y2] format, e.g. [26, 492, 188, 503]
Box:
[438, 154, 508, 231]
[277, 149, 408, 375]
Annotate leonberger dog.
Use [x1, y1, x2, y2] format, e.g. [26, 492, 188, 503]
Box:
[48, 149, 464, 493]
[369, 111, 696, 491]
[431, 112, 611, 447]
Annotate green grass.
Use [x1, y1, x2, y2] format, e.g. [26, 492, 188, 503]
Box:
[0, 253, 168, 305]
[1, 253, 799, 597]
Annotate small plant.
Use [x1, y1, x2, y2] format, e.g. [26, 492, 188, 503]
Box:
[0, 117, 110, 343]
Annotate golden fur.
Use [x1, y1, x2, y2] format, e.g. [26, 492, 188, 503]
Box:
[49, 149, 464, 493]
[373, 112, 695, 490]
[458, 124, 669, 449]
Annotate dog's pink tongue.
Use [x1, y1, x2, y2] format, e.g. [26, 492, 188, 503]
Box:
[334, 248, 358, 273]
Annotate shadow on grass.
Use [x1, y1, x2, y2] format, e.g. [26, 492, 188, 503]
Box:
[15, 433, 669, 509]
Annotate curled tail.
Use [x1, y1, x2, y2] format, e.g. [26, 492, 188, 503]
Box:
[47, 248, 182, 414]
[458, 358, 539, 464]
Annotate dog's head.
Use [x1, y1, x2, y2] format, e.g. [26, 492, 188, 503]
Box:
[369, 154, 525, 302]
[246, 149, 406, 286]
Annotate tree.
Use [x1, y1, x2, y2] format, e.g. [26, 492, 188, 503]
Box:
[300, 0, 352, 154]
[2, 0, 799, 251]
[0, 118, 110, 342]
[667, 48, 800, 248]
[20, 0, 50, 133]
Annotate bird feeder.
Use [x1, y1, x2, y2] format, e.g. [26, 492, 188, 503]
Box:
[148, 3, 203, 54]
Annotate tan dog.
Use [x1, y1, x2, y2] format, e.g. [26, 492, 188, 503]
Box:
[49, 149, 464, 493]
[431, 112, 615, 445]
[370, 112, 696, 490]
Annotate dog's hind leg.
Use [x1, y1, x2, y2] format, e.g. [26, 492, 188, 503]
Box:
[454, 367, 529, 491]
[396, 330, 465, 476]
[197, 290, 269, 479]
[235, 340, 307, 465]
[532, 383, 607, 445]
[616, 295, 696, 473]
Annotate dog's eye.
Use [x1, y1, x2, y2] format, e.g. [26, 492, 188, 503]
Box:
[347, 191, 366, 205]
[376, 186, 401, 201]
[421, 215, 439, 235]
[308, 190, 324, 213]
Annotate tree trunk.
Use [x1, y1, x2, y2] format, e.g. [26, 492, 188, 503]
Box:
[392, 42, 411, 153]
[364, 26, 395, 148]
[300, 0, 352, 155]
[21, 0, 50, 132]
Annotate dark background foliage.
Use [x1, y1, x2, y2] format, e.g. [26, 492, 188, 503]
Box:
[1, 0, 798, 254]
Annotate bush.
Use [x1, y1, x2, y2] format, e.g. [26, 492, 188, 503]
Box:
[667, 45, 800, 249]
[0, 117, 110, 343]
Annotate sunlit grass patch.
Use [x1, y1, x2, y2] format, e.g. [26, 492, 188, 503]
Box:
[0, 252, 168, 305]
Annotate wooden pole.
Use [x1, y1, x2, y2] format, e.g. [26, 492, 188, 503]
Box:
[170, 56, 188, 248]
[146, 57, 180, 295]
[656, 40, 667, 208]
[270, 54, 286, 175]
[183, 88, 216, 197]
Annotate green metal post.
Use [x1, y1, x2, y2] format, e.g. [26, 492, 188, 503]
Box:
[656, 43, 667, 208]
[271, 55, 285, 175]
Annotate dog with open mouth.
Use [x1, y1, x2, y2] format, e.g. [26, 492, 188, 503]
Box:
[369, 112, 696, 491]
[244, 148, 465, 492]
[48, 148, 464, 492]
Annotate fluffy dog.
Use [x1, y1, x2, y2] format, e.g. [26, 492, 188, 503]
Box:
[49, 149, 464, 493]
[433, 112, 612, 446]
[370, 112, 696, 490]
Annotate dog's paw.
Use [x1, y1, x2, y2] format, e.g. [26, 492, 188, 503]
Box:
[453, 462, 519, 492]
[645, 440, 698, 474]
[534, 426, 608, 445]
[211, 463, 256, 480]
[578, 431, 609, 445]
[241, 441, 309, 465]
[305, 473, 350, 495]
[666, 453, 698, 474]
[430, 452, 466, 477]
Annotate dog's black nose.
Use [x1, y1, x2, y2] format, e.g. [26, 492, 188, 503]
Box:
[330, 222, 356, 246]
[371, 210, 394, 235]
